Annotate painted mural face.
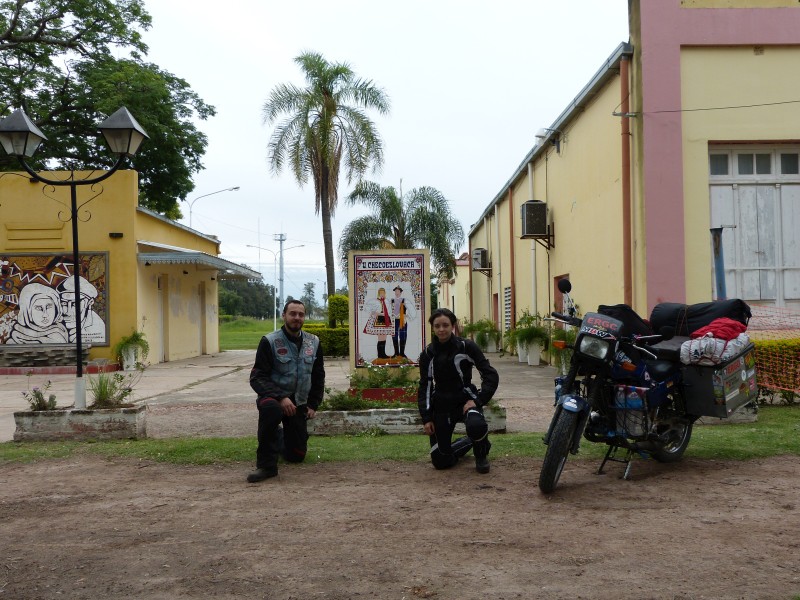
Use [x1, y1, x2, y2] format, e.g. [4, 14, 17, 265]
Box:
[59, 295, 94, 328]
[30, 297, 58, 328]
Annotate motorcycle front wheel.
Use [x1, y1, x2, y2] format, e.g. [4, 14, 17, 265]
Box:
[650, 420, 693, 463]
[539, 409, 579, 494]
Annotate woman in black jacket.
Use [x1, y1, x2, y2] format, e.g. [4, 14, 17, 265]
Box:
[417, 308, 499, 473]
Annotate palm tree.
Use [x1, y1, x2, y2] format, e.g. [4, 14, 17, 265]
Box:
[338, 180, 464, 280]
[263, 52, 389, 326]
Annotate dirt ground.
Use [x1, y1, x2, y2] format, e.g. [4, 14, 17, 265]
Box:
[1, 449, 799, 599]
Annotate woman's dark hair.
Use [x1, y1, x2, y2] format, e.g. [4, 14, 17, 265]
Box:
[429, 307, 458, 326]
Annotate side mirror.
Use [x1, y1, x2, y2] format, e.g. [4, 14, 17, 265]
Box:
[557, 279, 572, 294]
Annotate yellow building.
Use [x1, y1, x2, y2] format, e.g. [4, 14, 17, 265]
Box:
[0, 169, 257, 366]
[461, 0, 800, 347]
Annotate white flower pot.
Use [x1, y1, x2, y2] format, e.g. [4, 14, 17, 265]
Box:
[527, 344, 542, 366]
[516, 342, 529, 363]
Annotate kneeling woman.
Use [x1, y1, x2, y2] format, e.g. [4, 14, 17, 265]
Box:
[417, 308, 499, 473]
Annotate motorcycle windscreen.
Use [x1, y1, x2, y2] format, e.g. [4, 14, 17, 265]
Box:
[579, 312, 623, 340]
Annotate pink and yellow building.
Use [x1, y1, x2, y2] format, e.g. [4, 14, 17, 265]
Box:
[457, 0, 800, 344]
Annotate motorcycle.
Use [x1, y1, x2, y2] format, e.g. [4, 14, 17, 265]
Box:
[539, 279, 700, 494]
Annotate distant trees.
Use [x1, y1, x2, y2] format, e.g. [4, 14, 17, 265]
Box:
[219, 279, 275, 319]
[0, 0, 214, 218]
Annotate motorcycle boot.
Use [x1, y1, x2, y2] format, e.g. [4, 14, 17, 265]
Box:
[247, 467, 278, 483]
[451, 436, 473, 458]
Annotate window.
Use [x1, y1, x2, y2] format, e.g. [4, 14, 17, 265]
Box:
[737, 153, 771, 176]
[781, 153, 799, 175]
[709, 154, 728, 175]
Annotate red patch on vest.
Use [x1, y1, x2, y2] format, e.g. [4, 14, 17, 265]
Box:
[277, 348, 288, 356]
[305, 347, 314, 356]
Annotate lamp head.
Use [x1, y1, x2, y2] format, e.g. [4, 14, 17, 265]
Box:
[98, 107, 149, 157]
[0, 109, 48, 158]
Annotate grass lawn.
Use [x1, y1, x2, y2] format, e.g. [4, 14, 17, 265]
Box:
[1, 405, 798, 466]
[219, 317, 327, 350]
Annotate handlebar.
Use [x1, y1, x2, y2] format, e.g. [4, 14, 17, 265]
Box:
[550, 311, 583, 328]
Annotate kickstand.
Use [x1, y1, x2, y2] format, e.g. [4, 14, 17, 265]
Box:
[598, 445, 635, 480]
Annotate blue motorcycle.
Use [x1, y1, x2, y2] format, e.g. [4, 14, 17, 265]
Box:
[539, 279, 694, 494]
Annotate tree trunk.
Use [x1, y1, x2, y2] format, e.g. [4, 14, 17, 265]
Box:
[319, 167, 337, 328]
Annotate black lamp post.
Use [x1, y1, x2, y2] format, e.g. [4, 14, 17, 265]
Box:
[0, 107, 148, 408]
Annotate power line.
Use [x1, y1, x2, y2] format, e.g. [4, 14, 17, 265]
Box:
[647, 98, 800, 115]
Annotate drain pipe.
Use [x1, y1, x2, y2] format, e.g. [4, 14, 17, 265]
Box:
[620, 55, 633, 306]
[508, 188, 516, 327]
[528, 163, 537, 316]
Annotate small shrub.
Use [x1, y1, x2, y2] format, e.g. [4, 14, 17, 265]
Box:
[318, 388, 416, 411]
[88, 367, 143, 409]
[21, 373, 57, 411]
[349, 362, 418, 396]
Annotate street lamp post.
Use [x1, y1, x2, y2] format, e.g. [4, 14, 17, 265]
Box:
[185, 186, 240, 228]
[0, 107, 148, 408]
[246, 243, 304, 331]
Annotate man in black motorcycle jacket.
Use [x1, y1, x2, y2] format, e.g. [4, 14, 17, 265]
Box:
[417, 308, 499, 473]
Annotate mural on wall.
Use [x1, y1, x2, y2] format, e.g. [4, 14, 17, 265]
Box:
[353, 253, 426, 367]
[0, 253, 109, 346]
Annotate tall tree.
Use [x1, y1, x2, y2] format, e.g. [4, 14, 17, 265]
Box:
[300, 281, 317, 318]
[338, 180, 464, 280]
[0, 0, 213, 217]
[262, 51, 389, 326]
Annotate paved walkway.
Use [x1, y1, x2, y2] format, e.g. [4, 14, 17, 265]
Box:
[0, 350, 559, 442]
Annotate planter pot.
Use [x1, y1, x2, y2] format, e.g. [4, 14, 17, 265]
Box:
[309, 403, 506, 436]
[349, 387, 416, 403]
[13, 405, 147, 442]
[527, 344, 543, 366]
[121, 346, 139, 371]
[516, 342, 529, 363]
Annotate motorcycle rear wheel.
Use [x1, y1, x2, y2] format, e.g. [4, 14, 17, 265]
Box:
[539, 409, 579, 494]
[650, 420, 693, 463]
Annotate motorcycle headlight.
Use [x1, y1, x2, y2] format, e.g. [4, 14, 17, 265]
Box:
[578, 336, 611, 361]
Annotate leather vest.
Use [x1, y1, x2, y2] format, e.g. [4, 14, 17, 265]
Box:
[266, 329, 320, 405]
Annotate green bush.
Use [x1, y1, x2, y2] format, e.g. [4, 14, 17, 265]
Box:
[303, 325, 349, 356]
[328, 294, 349, 327]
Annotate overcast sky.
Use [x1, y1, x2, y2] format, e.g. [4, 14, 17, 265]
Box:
[141, 1, 630, 301]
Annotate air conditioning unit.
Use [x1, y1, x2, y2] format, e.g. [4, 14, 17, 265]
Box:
[472, 248, 488, 270]
[521, 200, 548, 238]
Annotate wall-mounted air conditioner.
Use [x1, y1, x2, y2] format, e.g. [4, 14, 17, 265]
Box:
[521, 200, 547, 238]
[520, 200, 554, 248]
[471, 248, 488, 270]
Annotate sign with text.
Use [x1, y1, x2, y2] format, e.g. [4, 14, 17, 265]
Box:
[349, 250, 430, 368]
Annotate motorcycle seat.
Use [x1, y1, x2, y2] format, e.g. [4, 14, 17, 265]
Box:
[649, 335, 690, 362]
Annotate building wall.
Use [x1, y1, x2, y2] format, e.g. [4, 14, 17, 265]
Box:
[0, 170, 139, 361]
[632, 0, 800, 309]
[135, 211, 221, 361]
[680, 45, 800, 303]
[0, 169, 223, 365]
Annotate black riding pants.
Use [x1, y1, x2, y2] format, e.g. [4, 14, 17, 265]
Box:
[428, 408, 490, 470]
[255, 397, 309, 470]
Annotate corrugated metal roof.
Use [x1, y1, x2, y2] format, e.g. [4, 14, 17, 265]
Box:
[137, 240, 260, 280]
